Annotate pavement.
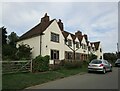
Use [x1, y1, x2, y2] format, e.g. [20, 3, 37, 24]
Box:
[25, 67, 119, 89]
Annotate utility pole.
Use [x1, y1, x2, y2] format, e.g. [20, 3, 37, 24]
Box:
[117, 43, 120, 58]
[117, 43, 119, 52]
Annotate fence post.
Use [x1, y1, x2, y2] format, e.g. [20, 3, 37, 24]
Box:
[30, 59, 32, 72]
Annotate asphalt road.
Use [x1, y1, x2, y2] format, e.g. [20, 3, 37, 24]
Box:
[26, 67, 119, 89]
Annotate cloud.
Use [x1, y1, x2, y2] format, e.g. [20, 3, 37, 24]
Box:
[2, 2, 118, 53]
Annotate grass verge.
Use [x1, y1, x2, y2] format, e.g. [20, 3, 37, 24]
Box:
[2, 65, 87, 90]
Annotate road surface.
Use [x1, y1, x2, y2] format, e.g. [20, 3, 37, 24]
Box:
[26, 67, 119, 89]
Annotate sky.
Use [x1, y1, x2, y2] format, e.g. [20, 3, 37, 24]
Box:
[0, 0, 119, 53]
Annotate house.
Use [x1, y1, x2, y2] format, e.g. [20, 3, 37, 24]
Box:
[17, 13, 103, 61]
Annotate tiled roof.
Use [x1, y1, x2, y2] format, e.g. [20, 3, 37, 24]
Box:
[62, 31, 69, 38]
[91, 41, 100, 50]
[18, 19, 54, 41]
[18, 13, 99, 48]
[94, 41, 100, 50]
[62, 31, 77, 41]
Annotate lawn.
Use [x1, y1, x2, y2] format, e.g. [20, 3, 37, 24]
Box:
[2, 65, 87, 90]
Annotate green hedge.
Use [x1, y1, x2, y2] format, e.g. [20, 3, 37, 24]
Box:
[63, 61, 82, 69]
[32, 55, 50, 72]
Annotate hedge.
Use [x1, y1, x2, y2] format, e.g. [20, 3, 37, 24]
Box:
[32, 55, 50, 72]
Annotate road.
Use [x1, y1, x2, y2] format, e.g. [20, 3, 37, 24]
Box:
[26, 67, 119, 89]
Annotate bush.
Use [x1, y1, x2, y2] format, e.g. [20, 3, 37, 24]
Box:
[32, 55, 50, 72]
[2, 44, 17, 60]
[49, 64, 62, 71]
[64, 61, 82, 69]
[88, 53, 97, 62]
[17, 44, 32, 60]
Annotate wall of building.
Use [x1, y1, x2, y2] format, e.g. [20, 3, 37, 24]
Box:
[41, 20, 65, 60]
[96, 44, 103, 59]
[17, 36, 40, 58]
[17, 20, 103, 61]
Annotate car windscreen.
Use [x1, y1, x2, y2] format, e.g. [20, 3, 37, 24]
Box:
[91, 60, 102, 64]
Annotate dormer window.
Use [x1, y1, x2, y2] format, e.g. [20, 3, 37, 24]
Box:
[76, 42, 79, 48]
[92, 47, 95, 51]
[82, 43, 86, 50]
[51, 32, 59, 43]
[68, 39, 72, 46]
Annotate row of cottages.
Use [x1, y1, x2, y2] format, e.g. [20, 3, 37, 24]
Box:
[17, 13, 103, 62]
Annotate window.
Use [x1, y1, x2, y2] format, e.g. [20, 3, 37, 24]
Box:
[85, 45, 87, 50]
[82, 44, 87, 50]
[76, 42, 79, 48]
[76, 53, 80, 60]
[92, 47, 95, 51]
[88, 46, 91, 51]
[51, 32, 59, 43]
[51, 50, 59, 60]
[100, 48, 102, 52]
[82, 43, 84, 49]
[65, 51, 73, 60]
[68, 39, 72, 46]
[91, 60, 102, 64]
[100, 56, 102, 59]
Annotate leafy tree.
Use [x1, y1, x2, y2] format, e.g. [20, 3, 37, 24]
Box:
[1, 26, 7, 45]
[88, 53, 97, 62]
[8, 32, 19, 47]
[103, 53, 117, 63]
[2, 44, 17, 60]
[116, 52, 120, 58]
[17, 43, 32, 60]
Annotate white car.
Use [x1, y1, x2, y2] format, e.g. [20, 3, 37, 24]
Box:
[88, 59, 112, 74]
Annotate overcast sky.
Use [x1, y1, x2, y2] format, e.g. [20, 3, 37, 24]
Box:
[1, 1, 118, 53]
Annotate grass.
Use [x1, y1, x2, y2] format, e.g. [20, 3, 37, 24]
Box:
[2, 65, 87, 90]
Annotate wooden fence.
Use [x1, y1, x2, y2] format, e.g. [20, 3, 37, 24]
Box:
[1, 60, 32, 74]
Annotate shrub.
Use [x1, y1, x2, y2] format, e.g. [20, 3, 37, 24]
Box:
[49, 64, 62, 71]
[2, 44, 17, 60]
[17, 43, 32, 60]
[88, 53, 97, 62]
[32, 55, 50, 72]
[64, 61, 82, 69]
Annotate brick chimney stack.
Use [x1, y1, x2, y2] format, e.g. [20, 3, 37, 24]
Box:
[58, 19, 64, 31]
[41, 13, 50, 23]
[75, 31, 82, 37]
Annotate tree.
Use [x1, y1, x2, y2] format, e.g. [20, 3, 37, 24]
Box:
[88, 53, 97, 62]
[116, 52, 120, 58]
[16, 43, 32, 60]
[65, 39, 80, 61]
[8, 32, 19, 47]
[1, 26, 7, 45]
[2, 44, 17, 60]
[103, 53, 117, 63]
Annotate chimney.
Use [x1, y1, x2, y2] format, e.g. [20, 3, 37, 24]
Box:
[58, 19, 64, 31]
[75, 31, 82, 37]
[41, 13, 50, 23]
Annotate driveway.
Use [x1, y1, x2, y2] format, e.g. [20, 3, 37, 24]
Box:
[26, 67, 119, 89]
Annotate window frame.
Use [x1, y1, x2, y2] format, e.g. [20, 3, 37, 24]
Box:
[51, 32, 59, 43]
[68, 39, 72, 47]
[76, 42, 79, 48]
[51, 49, 59, 60]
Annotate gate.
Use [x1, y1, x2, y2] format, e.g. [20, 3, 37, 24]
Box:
[1, 60, 32, 74]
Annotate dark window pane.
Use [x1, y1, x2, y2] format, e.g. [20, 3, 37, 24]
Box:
[51, 32, 59, 43]
[51, 50, 53, 60]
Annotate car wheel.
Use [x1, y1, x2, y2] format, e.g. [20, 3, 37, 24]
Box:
[103, 68, 106, 74]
